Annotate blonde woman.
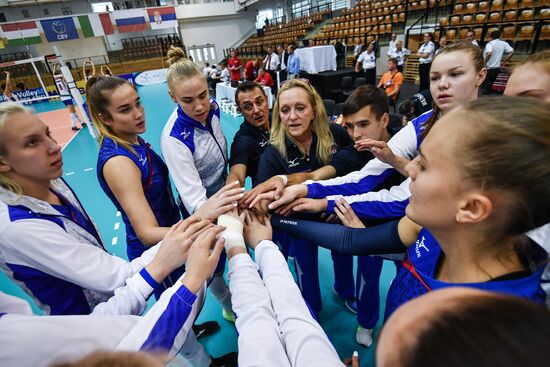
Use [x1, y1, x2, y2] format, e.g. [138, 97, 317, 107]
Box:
[160, 46, 242, 323]
[256, 79, 352, 316]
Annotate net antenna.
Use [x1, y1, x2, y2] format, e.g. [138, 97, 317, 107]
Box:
[46, 47, 97, 139]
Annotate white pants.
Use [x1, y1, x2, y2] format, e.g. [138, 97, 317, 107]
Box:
[227, 241, 343, 367]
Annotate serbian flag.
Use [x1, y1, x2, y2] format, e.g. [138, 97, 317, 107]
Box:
[111, 9, 148, 33]
[147, 7, 178, 30]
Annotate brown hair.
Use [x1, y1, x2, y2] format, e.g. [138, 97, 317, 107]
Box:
[165, 46, 204, 92]
[456, 96, 550, 235]
[422, 40, 485, 138]
[400, 292, 550, 367]
[271, 79, 333, 165]
[85, 76, 138, 155]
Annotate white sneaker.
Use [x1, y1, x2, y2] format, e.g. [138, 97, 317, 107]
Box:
[356, 325, 374, 347]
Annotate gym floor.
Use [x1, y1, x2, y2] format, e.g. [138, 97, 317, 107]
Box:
[0, 82, 397, 366]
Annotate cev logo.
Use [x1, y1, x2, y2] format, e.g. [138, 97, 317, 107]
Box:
[52, 21, 69, 40]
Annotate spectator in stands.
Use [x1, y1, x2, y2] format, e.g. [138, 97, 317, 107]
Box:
[434, 36, 447, 57]
[353, 37, 365, 69]
[101, 65, 113, 76]
[255, 67, 275, 89]
[286, 44, 301, 80]
[388, 33, 398, 53]
[387, 40, 410, 73]
[244, 58, 261, 81]
[482, 30, 514, 95]
[334, 39, 346, 70]
[263, 45, 279, 86]
[466, 30, 479, 47]
[82, 58, 96, 81]
[355, 43, 377, 85]
[417, 32, 435, 91]
[228, 50, 242, 82]
[378, 58, 403, 105]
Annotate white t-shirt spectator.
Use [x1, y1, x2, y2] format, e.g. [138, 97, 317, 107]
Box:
[388, 48, 411, 66]
[418, 41, 435, 63]
[484, 39, 514, 69]
[220, 68, 230, 83]
[263, 53, 280, 72]
[357, 51, 376, 70]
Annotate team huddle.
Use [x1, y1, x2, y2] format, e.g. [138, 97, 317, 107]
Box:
[0, 43, 549, 367]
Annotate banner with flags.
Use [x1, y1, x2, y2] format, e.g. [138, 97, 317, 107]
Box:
[40, 17, 79, 42]
[78, 13, 114, 37]
[111, 9, 148, 33]
[147, 7, 178, 30]
[1, 22, 42, 47]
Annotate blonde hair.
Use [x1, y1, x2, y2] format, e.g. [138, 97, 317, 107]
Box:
[516, 50, 550, 74]
[0, 103, 31, 195]
[85, 75, 138, 155]
[166, 46, 204, 91]
[270, 79, 333, 165]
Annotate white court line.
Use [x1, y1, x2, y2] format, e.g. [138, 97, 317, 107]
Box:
[84, 167, 93, 172]
[111, 237, 118, 246]
[60, 128, 81, 151]
[114, 222, 120, 230]
[65, 172, 75, 176]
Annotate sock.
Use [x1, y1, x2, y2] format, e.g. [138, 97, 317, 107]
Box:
[218, 214, 245, 252]
[209, 275, 233, 313]
[69, 113, 77, 128]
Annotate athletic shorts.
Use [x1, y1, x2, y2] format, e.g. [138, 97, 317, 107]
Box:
[62, 98, 74, 106]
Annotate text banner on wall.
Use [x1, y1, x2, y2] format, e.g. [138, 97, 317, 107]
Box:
[41, 18, 79, 42]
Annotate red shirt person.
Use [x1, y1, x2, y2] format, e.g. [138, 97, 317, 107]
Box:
[244, 59, 261, 81]
[228, 50, 242, 81]
[255, 67, 274, 88]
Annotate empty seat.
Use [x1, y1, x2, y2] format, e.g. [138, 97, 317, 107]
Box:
[540, 24, 550, 40]
[322, 99, 336, 117]
[489, 12, 502, 22]
[478, 1, 490, 12]
[419, 0, 428, 9]
[446, 29, 457, 40]
[504, 10, 517, 20]
[504, 0, 518, 9]
[519, 9, 534, 20]
[466, 3, 477, 13]
[386, 23, 392, 33]
[459, 28, 470, 38]
[491, 0, 503, 10]
[463, 14, 474, 24]
[473, 27, 483, 39]
[454, 4, 464, 14]
[440, 17, 449, 26]
[399, 12, 406, 22]
[450, 16, 461, 25]
[476, 13, 488, 23]
[501, 25, 516, 39]
[518, 25, 534, 39]
[519, 0, 534, 7]
[540, 8, 550, 19]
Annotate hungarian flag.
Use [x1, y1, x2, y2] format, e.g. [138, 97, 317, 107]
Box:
[1, 21, 42, 47]
[111, 9, 148, 33]
[78, 13, 114, 37]
[147, 7, 178, 30]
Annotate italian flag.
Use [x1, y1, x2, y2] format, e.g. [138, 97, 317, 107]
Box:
[1, 22, 42, 47]
[78, 13, 114, 37]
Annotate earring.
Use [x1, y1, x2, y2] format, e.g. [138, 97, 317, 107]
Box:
[456, 215, 461, 223]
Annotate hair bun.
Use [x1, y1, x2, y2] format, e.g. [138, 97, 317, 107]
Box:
[166, 46, 187, 66]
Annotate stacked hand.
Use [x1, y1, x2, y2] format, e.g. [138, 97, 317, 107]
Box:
[195, 181, 245, 221]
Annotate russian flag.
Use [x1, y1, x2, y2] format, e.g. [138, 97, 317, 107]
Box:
[111, 9, 148, 33]
[147, 7, 178, 30]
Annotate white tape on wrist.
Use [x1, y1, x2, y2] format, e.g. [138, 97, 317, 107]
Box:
[218, 214, 246, 251]
[276, 175, 288, 187]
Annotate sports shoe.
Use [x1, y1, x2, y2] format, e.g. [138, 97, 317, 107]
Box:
[222, 308, 236, 323]
[344, 299, 358, 314]
[193, 320, 220, 339]
[210, 351, 238, 367]
[356, 325, 374, 347]
[71, 126, 80, 131]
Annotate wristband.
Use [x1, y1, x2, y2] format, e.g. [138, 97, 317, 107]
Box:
[218, 214, 246, 251]
[276, 175, 288, 187]
[140, 268, 160, 290]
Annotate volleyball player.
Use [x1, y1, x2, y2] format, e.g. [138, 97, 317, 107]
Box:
[1, 71, 18, 103]
[53, 63, 86, 131]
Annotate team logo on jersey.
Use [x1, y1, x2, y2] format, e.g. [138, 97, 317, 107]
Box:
[138, 155, 147, 166]
[180, 128, 191, 140]
[259, 138, 269, 147]
[414, 236, 430, 258]
[331, 143, 339, 155]
[287, 157, 300, 168]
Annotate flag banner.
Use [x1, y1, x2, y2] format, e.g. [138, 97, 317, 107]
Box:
[99, 13, 115, 35]
[147, 7, 178, 30]
[0, 39, 4, 49]
[1, 22, 42, 46]
[111, 9, 148, 33]
[41, 17, 79, 42]
[78, 14, 113, 38]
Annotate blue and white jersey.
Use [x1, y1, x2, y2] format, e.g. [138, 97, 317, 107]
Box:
[0, 278, 206, 367]
[160, 99, 228, 215]
[97, 136, 180, 261]
[0, 179, 159, 316]
[54, 74, 71, 100]
[384, 229, 547, 319]
[305, 110, 434, 219]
